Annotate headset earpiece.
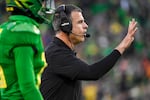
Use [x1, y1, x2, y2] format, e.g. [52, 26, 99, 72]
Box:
[58, 5, 72, 34]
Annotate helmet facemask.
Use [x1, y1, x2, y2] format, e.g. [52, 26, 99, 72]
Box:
[6, 0, 55, 24]
[38, 0, 55, 24]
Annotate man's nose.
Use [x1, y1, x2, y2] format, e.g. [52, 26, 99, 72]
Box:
[84, 22, 88, 29]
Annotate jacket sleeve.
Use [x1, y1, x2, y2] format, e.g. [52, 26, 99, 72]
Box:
[77, 49, 121, 80]
[13, 46, 43, 100]
[49, 49, 121, 81]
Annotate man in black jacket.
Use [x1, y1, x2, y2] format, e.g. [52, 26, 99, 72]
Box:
[40, 4, 138, 100]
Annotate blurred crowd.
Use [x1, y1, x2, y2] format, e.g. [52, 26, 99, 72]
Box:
[1, 0, 150, 100]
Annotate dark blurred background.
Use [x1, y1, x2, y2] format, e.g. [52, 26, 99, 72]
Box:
[1, 0, 150, 100]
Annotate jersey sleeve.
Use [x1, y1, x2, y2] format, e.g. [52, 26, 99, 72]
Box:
[13, 46, 43, 100]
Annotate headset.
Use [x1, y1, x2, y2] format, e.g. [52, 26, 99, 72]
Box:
[57, 5, 72, 35]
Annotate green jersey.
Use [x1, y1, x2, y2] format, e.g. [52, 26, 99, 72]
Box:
[0, 15, 46, 100]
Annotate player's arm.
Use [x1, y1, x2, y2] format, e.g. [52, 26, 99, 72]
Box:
[13, 46, 43, 100]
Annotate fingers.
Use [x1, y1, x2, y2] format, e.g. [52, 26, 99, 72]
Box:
[129, 18, 137, 26]
[128, 18, 138, 36]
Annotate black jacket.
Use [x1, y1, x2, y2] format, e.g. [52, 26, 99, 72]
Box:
[40, 37, 121, 100]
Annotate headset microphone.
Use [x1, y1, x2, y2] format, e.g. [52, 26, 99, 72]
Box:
[71, 32, 91, 38]
[84, 34, 90, 38]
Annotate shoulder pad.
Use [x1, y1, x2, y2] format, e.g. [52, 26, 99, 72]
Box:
[9, 22, 40, 34]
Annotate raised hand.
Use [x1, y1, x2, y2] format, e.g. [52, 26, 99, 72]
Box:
[115, 18, 138, 54]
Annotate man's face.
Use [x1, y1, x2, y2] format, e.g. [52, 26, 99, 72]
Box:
[69, 11, 88, 45]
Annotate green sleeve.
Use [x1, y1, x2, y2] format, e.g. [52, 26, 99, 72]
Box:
[13, 46, 43, 100]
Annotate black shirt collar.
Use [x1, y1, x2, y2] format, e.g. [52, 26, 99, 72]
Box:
[53, 37, 77, 55]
